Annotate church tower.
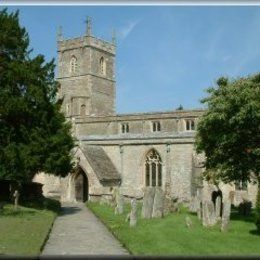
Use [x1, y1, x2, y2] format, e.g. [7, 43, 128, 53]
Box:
[56, 18, 116, 117]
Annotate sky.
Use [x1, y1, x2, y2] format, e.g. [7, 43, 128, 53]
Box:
[2, 5, 260, 113]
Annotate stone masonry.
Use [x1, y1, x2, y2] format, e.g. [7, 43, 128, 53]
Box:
[33, 20, 257, 207]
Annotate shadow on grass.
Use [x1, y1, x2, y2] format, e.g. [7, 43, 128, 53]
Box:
[230, 211, 255, 223]
[249, 229, 260, 236]
[0, 207, 36, 217]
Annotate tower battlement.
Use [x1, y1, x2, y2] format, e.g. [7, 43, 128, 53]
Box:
[57, 36, 115, 55]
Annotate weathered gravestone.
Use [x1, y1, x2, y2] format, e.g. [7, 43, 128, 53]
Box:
[130, 198, 137, 227]
[189, 196, 197, 213]
[163, 195, 172, 216]
[141, 187, 155, 219]
[208, 200, 217, 226]
[13, 190, 20, 211]
[221, 200, 231, 232]
[197, 201, 203, 220]
[185, 216, 193, 228]
[115, 190, 124, 215]
[152, 187, 164, 218]
[110, 187, 118, 207]
[202, 201, 216, 227]
[215, 196, 222, 220]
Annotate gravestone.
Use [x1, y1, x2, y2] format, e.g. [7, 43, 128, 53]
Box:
[115, 191, 124, 215]
[208, 200, 217, 226]
[13, 190, 19, 211]
[152, 187, 164, 218]
[111, 187, 118, 207]
[215, 196, 222, 220]
[189, 196, 197, 213]
[163, 195, 172, 216]
[141, 187, 155, 219]
[185, 216, 193, 228]
[197, 201, 202, 220]
[202, 201, 217, 227]
[130, 198, 137, 227]
[221, 200, 231, 232]
[202, 201, 210, 227]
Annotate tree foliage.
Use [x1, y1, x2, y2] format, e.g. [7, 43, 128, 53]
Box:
[195, 74, 260, 184]
[0, 9, 75, 184]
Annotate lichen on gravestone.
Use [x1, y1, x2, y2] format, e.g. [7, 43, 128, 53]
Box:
[141, 187, 155, 219]
[130, 198, 137, 227]
[221, 200, 231, 232]
[152, 187, 164, 218]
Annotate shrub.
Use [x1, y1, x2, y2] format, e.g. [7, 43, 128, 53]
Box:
[21, 197, 61, 213]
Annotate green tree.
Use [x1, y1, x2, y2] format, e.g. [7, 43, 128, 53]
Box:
[0, 9, 74, 187]
[176, 104, 184, 110]
[195, 74, 260, 231]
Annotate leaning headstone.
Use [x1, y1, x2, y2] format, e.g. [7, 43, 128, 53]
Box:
[221, 200, 231, 232]
[215, 196, 222, 220]
[130, 198, 137, 227]
[141, 187, 155, 219]
[152, 188, 164, 218]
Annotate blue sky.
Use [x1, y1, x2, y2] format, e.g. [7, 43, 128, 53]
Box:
[3, 6, 260, 113]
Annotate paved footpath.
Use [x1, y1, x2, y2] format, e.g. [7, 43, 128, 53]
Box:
[41, 202, 129, 256]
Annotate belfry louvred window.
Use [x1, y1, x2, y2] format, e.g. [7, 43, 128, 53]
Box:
[70, 56, 78, 73]
[145, 149, 162, 187]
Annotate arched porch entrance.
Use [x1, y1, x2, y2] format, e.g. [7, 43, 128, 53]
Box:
[74, 168, 89, 202]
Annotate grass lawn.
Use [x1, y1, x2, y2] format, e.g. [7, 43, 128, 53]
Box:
[0, 202, 57, 256]
[87, 201, 260, 256]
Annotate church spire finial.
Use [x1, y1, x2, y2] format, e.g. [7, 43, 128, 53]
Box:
[86, 16, 92, 36]
[57, 25, 63, 41]
[112, 29, 116, 45]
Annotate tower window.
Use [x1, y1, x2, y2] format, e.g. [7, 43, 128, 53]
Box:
[100, 57, 106, 76]
[70, 56, 78, 74]
[121, 123, 129, 133]
[80, 104, 86, 116]
[185, 119, 195, 131]
[152, 121, 161, 132]
[145, 149, 162, 187]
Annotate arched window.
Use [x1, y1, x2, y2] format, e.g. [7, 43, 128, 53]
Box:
[152, 121, 161, 132]
[145, 149, 162, 187]
[185, 119, 195, 131]
[70, 56, 78, 73]
[100, 57, 106, 75]
[80, 104, 86, 116]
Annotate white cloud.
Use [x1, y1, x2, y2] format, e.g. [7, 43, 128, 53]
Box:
[118, 19, 141, 40]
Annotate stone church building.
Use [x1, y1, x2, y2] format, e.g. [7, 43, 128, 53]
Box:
[34, 21, 257, 206]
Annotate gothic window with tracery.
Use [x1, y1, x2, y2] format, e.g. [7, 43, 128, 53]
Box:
[70, 56, 78, 73]
[145, 149, 162, 187]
